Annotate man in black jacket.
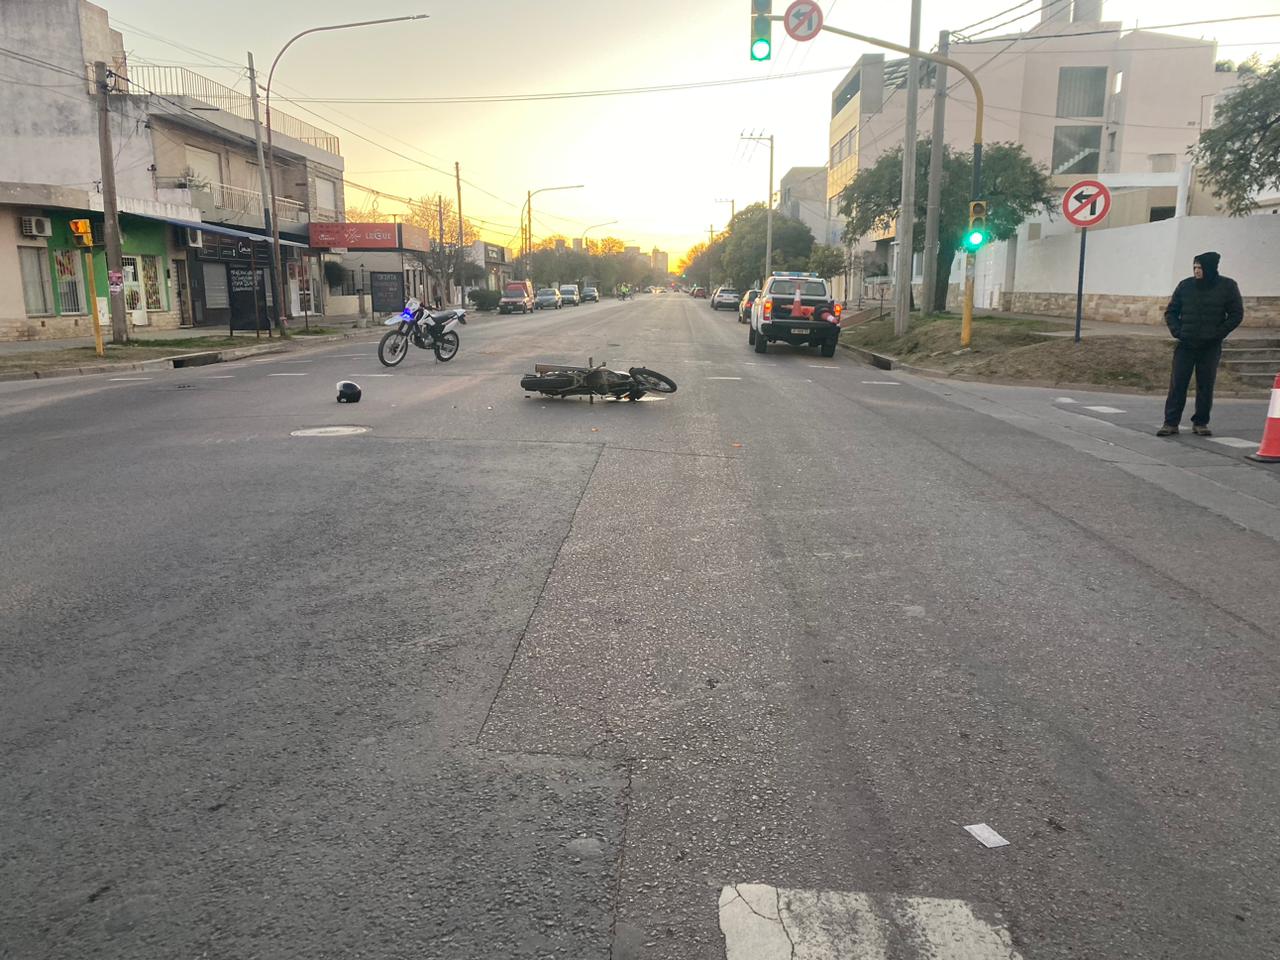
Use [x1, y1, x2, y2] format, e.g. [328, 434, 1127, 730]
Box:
[1158, 251, 1244, 436]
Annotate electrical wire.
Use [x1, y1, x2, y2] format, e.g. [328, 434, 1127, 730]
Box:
[951, 0, 1045, 40]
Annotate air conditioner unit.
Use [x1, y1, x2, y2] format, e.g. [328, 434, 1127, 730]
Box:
[20, 216, 53, 238]
[184, 227, 203, 248]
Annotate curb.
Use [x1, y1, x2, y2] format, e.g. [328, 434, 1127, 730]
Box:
[0, 328, 378, 383]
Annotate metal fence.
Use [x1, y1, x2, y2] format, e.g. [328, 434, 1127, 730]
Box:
[121, 64, 341, 155]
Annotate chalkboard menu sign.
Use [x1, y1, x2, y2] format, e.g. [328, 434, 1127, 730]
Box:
[370, 271, 404, 313]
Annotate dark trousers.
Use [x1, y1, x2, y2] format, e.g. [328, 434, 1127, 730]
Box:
[1163, 338, 1222, 426]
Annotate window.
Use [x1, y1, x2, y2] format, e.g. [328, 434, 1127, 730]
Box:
[1052, 125, 1102, 175]
[52, 248, 85, 314]
[832, 71, 861, 118]
[315, 176, 336, 212]
[185, 145, 223, 205]
[141, 255, 164, 310]
[1149, 206, 1176, 222]
[203, 262, 229, 309]
[768, 279, 827, 297]
[1057, 66, 1108, 117]
[19, 247, 53, 316]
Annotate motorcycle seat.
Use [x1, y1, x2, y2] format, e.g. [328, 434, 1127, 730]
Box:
[427, 310, 460, 322]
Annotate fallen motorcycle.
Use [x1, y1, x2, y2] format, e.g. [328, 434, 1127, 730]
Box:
[378, 297, 464, 367]
[520, 360, 677, 401]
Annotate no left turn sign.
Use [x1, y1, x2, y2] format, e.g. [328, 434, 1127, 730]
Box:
[1062, 179, 1111, 228]
[783, 0, 823, 42]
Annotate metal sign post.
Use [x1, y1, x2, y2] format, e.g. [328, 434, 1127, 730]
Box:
[1061, 179, 1112, 343]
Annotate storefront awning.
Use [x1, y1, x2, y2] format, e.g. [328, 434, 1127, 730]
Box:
[147, 215, 309, 249]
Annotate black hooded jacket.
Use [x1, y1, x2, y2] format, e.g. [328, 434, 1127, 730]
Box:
[1164, 252, 1244, 342]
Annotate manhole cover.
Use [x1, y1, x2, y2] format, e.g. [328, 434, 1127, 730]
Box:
[290, 426, 370, 437]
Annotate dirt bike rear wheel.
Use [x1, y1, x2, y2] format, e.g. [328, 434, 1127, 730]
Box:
[521, 374, 575, 396]
[434, 330, 460, 361]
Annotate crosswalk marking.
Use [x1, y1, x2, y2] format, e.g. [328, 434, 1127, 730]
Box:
[1210, 436, 1260, 449]
[1084, 405, 1125, 414]
[1054, 397, 1078, 404]
[719, 884, 1023, 960]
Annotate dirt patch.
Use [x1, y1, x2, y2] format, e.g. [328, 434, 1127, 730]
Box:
[840, 315, 1259, 393]
[0, 338, 269, 376]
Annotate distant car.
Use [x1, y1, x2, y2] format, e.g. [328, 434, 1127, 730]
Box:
[535, 287, 563, 310]
[498, 280, 535, 314]
[559, 283, 581, 306]
[690, 286, 707, 299]
[582, 286, 600, 302]
[711, 287, 740, 310]
[738, 289, 759, 323]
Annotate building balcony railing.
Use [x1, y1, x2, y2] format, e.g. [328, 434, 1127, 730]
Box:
[121, 63, 340, 155]
[155, 177, 307, 226]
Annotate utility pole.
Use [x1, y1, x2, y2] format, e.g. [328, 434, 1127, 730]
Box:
[526, 189, 532, 281]
[740, 134, 774, 282]
[921, 30, 949, 317]
[893, 0, 923, 335]
[94, 61, 127, 344]
[455, 161, 465, 307]
[437, 194, 446, 306]
[248, 52, 281, 337]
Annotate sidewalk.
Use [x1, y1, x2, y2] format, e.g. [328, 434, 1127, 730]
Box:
[984, 310, 1279, 340]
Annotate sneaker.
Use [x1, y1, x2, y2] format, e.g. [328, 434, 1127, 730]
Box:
[1156, 424, 1179, 437]
[1192, 424, 1213, 436]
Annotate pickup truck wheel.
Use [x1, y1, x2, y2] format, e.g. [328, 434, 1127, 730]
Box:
[820, 339, 837, 358]
[754, 330, 767, 353]
[748, 325, 756, 345]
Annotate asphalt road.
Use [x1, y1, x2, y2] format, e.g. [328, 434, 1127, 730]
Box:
[3, 294, 1279, 959]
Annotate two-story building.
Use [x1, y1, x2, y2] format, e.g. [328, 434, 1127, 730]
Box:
[0, 0, 345, 341]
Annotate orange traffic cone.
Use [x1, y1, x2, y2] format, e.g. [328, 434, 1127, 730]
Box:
[1248, 373, 1280, 463]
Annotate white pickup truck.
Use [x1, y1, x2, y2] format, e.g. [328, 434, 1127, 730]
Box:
[748, 272, 843, 357]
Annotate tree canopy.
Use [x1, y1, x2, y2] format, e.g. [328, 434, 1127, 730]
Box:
[1194, 56, 1280, 215]
[838, 140, 1053, 312]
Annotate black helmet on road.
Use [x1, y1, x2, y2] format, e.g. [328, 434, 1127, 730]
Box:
[336, 381, 362, 403]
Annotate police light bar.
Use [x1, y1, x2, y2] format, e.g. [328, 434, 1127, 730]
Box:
[771, 271, 819, 278]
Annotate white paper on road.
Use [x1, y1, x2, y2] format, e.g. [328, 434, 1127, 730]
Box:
[720, 883, 1024, 959]
[964, 823, 1010, 848]
[1210, 437, 1261, 449]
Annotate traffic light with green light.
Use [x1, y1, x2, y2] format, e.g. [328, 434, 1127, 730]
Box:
[962, 200, 988, 253]
[751, 0, 772, 61]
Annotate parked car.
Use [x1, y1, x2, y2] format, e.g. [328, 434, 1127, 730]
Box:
[711, 287, 740, 310]
[559, 283, 581, 306]
[690, 286, 707, 299]
[498, 280, 535, 314]
[535, 287, 563, 309]
[582, 286, 600, 303]
[738, 289, 759, 323]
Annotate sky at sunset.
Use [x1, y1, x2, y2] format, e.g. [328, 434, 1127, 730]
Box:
[97, 0, 1280, 264]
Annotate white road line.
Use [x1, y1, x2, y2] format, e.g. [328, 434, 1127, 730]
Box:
[203, 375, 235, 379]
[861, 380, 900, 385]
[1210, 436, 1260, 449]
[808, 364, 839, 369]
[719, 884, 1023, 960]
[251, 358, 275, 363]
[363, 373, 394, 377]
[281, 359, 313, 364]
[108, 377, 152, 382]
[1054, 397, 1078, 404]
[707, 376, 743, 381]
[267, 373, 308, 377]
[1084, 405, 1125, 414]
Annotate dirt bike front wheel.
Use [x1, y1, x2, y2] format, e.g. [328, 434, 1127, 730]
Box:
[378, 329, 409, 367]
[628, 368, 677, 394]
[434, 330, 460, 361]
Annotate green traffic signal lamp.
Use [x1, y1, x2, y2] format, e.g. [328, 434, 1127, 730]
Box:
[963, 200, 989, 253]
[750, 0, 772, 61]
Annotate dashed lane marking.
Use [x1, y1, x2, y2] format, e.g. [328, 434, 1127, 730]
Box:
[1084, 405, 1126, 414]
[203, 375, 235, 379]
[108, 377, 152, 382]
[1210, 436, 1261, 449]
[719, 884, 1023, 960]
[861, 380, 901, 385]
[708, 376, 743, 380]
[267, 373, 308, 377]
[363, 374, 394, 377]
[808, 364, 839, 369]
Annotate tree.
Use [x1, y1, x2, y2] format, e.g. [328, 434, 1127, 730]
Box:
[840, 140, 1053, 313]
[721, 203, 814, 290]
[808, 244, 846, 281]
[1193, 56, 1280, 215]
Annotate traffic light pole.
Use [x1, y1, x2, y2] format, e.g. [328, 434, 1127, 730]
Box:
[771, 18, 985, 344]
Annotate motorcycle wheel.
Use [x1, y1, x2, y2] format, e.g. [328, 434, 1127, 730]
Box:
[378, 329, 410, 367]
[628, 368, 677, 394]
[434, 330, 460, 361]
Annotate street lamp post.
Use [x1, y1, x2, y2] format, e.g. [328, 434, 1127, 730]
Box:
[262, 14, 427, 335]
[521, 184, 584, 280]
[581, 220, 617, 253]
